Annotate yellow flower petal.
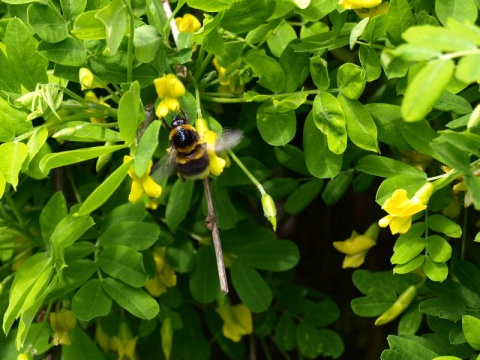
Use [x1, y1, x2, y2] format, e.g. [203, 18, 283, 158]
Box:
[142, 176, 163, 198]
[208, 153, 226, 176]
[129, 180, 144, 202]
[342, 252, 368, 268]
[338, 0, 382, 9]
[217, 303, 253, 342]
[333, 234, 376, 255]
[389, 216, 413, 235]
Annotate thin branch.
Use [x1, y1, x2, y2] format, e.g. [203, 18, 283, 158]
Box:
[203, 177, 229, 294]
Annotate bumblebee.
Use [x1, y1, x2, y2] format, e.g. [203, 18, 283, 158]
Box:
[153, 112, 242, 181]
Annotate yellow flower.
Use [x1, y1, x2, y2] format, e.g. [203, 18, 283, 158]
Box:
[154, 74, 186, 118]
[111, 323, 138, 360]
[333, 223, 379, 268]
[212, 57, 230, 86]
[379, 182, 435, 235]
[175, 14, 201, 33]
[195, 118, 227, 177]
[216, 302, 253, 342]
[338, 0, 382, 9]
[17, 354, 29, 360]
[145, 247, 177, 297]
[95, 323, 112, 353]
[124, 156, 162, 203]
[50, 309, 77, 346]
[79, 68, 102, 90]
[84, 90, 110, 124]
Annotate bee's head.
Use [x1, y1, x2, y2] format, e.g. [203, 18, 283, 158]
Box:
[172, 113, 189, 128]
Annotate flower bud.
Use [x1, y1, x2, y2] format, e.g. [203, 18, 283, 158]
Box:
[412, 182, 435, 205]
[261, 194, 277, 231]
[375, 285, 417, 325]
[467, 104, 480, 134]
[53, 127, 76, 138]
[161, 318, 173, 360]
[79, 68, 98, 90]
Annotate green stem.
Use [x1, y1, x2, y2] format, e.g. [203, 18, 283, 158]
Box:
[4, 191, 25, 227]
[228, 150, 266, 196]
[123, 0, 135, 83]
[461, 206, 468, 260]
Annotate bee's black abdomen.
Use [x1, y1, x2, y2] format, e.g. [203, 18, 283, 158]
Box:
[176, 147, 210, 179]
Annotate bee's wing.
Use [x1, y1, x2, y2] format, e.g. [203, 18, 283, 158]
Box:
[151, 150, 176, 183]
[215, 129, 244, 152]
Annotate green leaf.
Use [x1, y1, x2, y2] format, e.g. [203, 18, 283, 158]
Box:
[27, 3, 68, 43]
[463, 315, 480, 350]
[39, 191, 67, 241]
[62, 327, 106, 360]
[263, 177, 300, 199]
[165, 179, 195, 233]
[134, 120, 161, 177]
[72, 10, 106, 40]
[72, 279, 112, 321]
[24, 126, 48, 170]
[218, 156, 271, 186]
[436, 0, 478, 26]
[359, 44, 381, 81]
[274, 145, 309, 175]
[267, 21, 296, 58]
[351, 296, 394, 317]
[322, 172, 353, 205]
[256, 101, 296, 146]
[233, 240, 299, 271]
[430, 140, 471, 174]
[5, 18, 48, 91]
[453, 260, 480, 296]
[98, 245, 148, 287]
[338, 95, 379, 152]
[403, 25, 477, 52]
[231, 260, 272, 313]
[419, 296, 466, 321]
[39, 144, 127, 173]
[3, 253, 52, 335]
[50, 214, 94, 269]
[274, 313, 296, 351]
[295, 0, 337, 22]
[209, 179, 238, 229]
[361, 14, 387, 43]
[424, 256, 449, 282]
[98, 222, 160, 251]
[101, 277, 159, 320]
[386, 335, 440, 360]
[0, 49, 20, 94]
[304, 300, 341, 327]
[402, 59, 455, 122]
[386, 0, 414, 46]
[37, 37, 87, 66]
[118, 81, 142, 144]
[189, 245, 219, 304]
[356, 155, 426, 178]
[295, 322, 323, 358]
[427, 214, 462, 238]
[76, 159, 132, 216]
[187, 0, 235, 11]
[312, 92, 347, 154]
[220, 0, 275, 33]
[285, 178, 323, 214]
[350, 17, 369, 50]
[337, 63, 366, 100]
[391, 236, 425, 265]
[425, 236, 452, 263]
[317, 329, 345, 358]
[60, 0, 87, 21]
[398, 302, 423, 336]
[393, 255, 425, 274]
[303, 113, 342, 178]
[134, 25, 161, 64]
[279, 42, 310, 92]
[49, 259, 97, 299]
[401, 121, 437, 156]
[166, 235, 195, 273]
[365, 103, 411, 149]
[434, 91, 472, 114]
[245, 52, 285, 93]
[456, 53, 480, 84]
[95, 0, 127, 55]
[0, 142, 28, 190]
[309, 55, 330, 90]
